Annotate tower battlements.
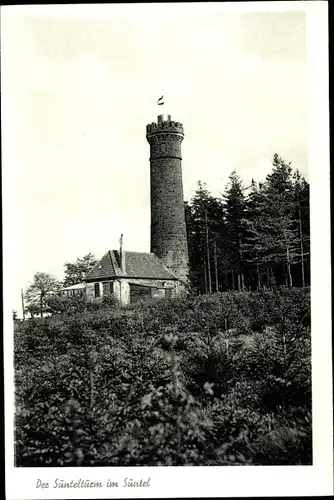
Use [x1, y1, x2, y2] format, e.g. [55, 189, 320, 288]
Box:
[146, 117, 184, 138]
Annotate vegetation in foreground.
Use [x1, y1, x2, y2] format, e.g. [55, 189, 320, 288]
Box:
[14, 287, 311, 466]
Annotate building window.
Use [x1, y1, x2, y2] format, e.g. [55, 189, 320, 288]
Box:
[94, 283, 100, 298]
[103, 282, 114, 296]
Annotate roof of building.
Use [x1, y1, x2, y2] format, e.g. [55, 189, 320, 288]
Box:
[84, 250, 178, 281]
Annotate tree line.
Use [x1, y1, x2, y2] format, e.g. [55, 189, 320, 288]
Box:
[185, 153, 310, 293]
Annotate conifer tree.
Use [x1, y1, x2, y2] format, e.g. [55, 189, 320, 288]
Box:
[186, 182, 226, 293]
[293, 170, 310, 287]
[223, 171, 248, 290]
[243, 180, 268, 289]
[247, 154, 300, 287]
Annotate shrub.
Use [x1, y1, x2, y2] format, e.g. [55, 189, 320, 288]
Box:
[14, 288, 311, 466]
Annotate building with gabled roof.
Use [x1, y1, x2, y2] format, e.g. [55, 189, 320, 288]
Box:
[82, 245, 181, 305]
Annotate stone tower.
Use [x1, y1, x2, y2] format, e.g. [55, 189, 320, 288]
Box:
[146, 114, 189, 284]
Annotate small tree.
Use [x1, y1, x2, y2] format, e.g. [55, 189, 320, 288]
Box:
[63, 253, 98, 287]
[25, 272, 61, 318]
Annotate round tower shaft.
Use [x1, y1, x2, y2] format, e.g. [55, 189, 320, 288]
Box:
[146, 114, 189, 283]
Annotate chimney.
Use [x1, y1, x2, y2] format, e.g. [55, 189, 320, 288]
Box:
[119, 234, 126, 274]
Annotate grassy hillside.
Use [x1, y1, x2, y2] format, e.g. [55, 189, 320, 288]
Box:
[14, 287, 311, 466]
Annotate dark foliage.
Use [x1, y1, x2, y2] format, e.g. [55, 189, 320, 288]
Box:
[186, 155, 310, 293]
[62, 252, 98, 287]
[14, 288, 311, 466]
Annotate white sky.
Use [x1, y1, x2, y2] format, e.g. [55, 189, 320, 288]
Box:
[2, 3, 309, 313]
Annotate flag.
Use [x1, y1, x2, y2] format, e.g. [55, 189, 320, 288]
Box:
[157, 95, 164, 105]
[119, 234, 123, 246]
